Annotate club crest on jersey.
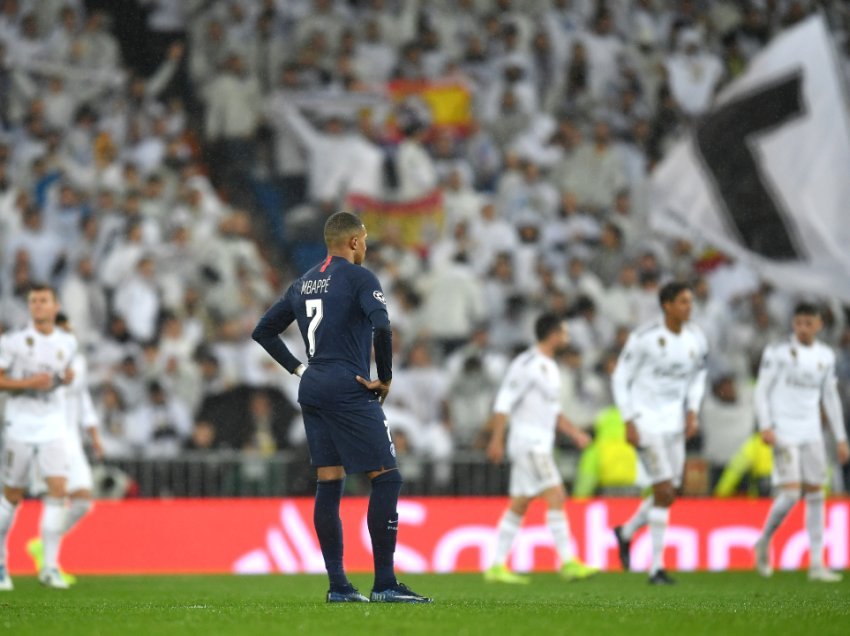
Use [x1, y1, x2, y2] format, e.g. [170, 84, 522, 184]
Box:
[25, 336, 34, 347]
[57, 350, 64, 361]
[791, 348, 797, 361]
[372, 290, 386, 304]
[658, 337, 666, 348]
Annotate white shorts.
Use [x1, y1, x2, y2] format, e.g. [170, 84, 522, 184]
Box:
[509, 451, 562, 497]
[772, 441, 827, 486]
[637, 432, 685, 488]
[66, 442, 94, 493]
[1, 437, 69, 488]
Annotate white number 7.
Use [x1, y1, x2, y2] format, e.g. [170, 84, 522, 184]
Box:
[305, 299, 323, 357]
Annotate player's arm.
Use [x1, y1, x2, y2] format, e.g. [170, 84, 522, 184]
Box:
[0, 369, 53, 392]
[485, 411, 509, 463]
[354, 273, 393, 402]
[252, 291, 306, 376]
[754, 346, 781, 445]
[684, 336, 709, 439]
[820, 357, 849, 464]
[80, 387, 104, 460]
[611, 332, 644, 446]
[485, 363, 529, 463]
[556, 413, 591, 449]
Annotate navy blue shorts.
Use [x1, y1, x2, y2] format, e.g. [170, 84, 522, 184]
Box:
[301, 402, 398, 474]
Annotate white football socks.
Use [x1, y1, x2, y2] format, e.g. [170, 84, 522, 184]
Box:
[64, 499, 93, 535]
[621, 496, 654, 540]
[0, 497, 17, 567]
[41, 498, 67, 571]
[760, 489, 800, 543]
[492, 510, 523, 567]
[805, 490, 825, 569]
[546, 509, 575, 564]
[648, 506, 670, 575]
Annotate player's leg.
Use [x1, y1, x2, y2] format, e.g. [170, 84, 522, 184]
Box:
[353, 410, 429, 603]
[64, 443, 95, 536]
[28, 444, 94, 584]
[801, 442, 840, 582]
[40, 475, 69, 589]
[631, 435, 677, 583]
[36, 438, 70, 588]
[0, 438, 37, 590]
[485, 494, 531, 584]
[540, 483, 597, 581]
[646, 479, 675, 583]
[613, 494, 653, 571]
[754, 444, 801, 577]
[300, 406, 364, 602]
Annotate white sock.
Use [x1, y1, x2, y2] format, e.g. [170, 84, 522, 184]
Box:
[0, 497, 18, 567]
[492, 510, 523, 567]
[546, 510, 574, 564]
[805, 490, 825, 570]
[622, 495, 653, 540]
[41, 498, 67, 571]
[64, 499, 93, 535]
[648, 506, 670, 575]
[760, 489, 800, 543]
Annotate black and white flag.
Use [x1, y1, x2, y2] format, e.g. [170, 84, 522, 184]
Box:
[651, 15, 850, 302]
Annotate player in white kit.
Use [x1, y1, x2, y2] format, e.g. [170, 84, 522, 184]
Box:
[752, 302, 849, 583]
[484, 314, 597, 583]
[0, 284, 77, 590]
[611, 282, 708, 584]
[26, 313, 103, 584]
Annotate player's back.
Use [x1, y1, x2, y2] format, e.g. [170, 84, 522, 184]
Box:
[287, 255, 387, 410]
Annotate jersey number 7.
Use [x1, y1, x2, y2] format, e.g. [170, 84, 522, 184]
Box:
[306, 299, 324, 358]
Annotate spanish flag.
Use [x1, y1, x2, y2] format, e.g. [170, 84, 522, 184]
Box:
[387, 80, 473, 137]
[346, 189, 444, 250]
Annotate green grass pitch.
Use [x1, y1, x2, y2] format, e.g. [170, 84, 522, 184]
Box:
[1, 572, 847, 636]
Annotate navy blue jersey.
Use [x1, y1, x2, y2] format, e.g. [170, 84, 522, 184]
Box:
[253, 255, 391, 410]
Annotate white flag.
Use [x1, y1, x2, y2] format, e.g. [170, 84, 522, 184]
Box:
[651, 15, 850, 302]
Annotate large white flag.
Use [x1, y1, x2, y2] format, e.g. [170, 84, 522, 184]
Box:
[651, 15, 850, 302]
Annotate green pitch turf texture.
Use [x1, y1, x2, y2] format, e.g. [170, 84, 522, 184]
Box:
[2, 572, 847, 636]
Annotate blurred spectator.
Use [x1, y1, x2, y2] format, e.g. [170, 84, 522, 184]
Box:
[126, 380, 192, 458]
[701, 374, 756, 490]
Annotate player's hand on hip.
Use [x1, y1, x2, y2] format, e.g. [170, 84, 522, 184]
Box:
[28, 373, 54, 391]
[61, 367, 75, 385]
[625, 421, 640, 447]
[356, 375, 391, 404]
[760, 429, 776, 446]
[837, 441, 850, 465]
[685, 411, 699, 440]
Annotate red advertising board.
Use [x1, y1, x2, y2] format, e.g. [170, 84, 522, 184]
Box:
[6, 498, 848, 574]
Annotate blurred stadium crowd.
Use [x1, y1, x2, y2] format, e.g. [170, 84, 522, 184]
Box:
[1, 0, 850, 497]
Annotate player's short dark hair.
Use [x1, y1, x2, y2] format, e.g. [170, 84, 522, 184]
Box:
[794, 302, 821, 317]
[535, 313, 563, 342]
[27, 282, 57, 298]
[658, 281, 691, 306]
[324, 211, 364, 246]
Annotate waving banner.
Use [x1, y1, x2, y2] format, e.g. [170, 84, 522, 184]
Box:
[651, 15, 850, 302]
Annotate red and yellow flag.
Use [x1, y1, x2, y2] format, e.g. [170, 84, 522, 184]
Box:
[346, 189, 444, 250]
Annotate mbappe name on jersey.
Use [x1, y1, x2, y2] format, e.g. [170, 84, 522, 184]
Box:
[301, 277, 331, 295]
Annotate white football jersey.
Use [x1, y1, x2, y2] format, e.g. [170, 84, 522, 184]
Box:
[493, 347, 561, 457]
[754, 336, 846, 445]
[612, 321, 708, 435]
[0, 325, 78, 443]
